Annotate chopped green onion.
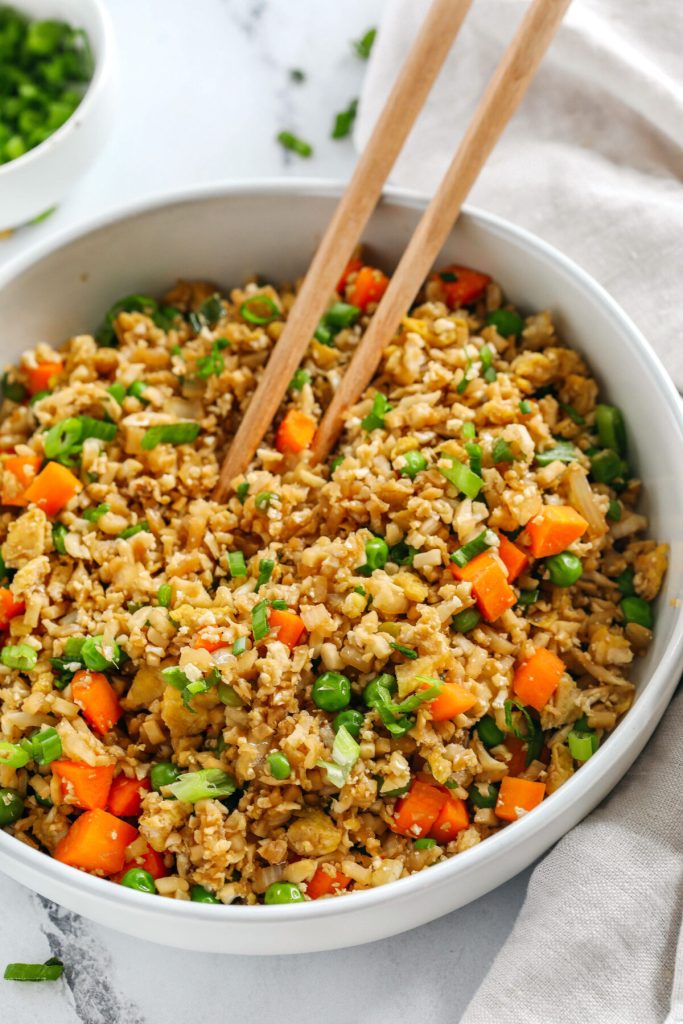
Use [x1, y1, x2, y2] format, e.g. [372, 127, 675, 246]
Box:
[399, 450, 427, 480]
[1, 644, 37, 671]
[196, 339, 229, 380]
[462, 422, 476, 439]
[438, 457, 484, 499]
[157, 583, 172, 607]
[251, 599, 270, 642]
[44, 416, 117, 466]
[152, 306, 182, 331]
[314, 323, 335, 347]
[217, 682, 243, 707]
[316, 724, 360, 788]
[568, 726, 598, 761]
[451, 529, 494, 568]
[469, 782, 500, 808]
[52, 523, 68, 554]
[1, 373, 27, 403]
[558, 399, 585, 425]
[595, 404, 627, 455]
[353, 27, 376, 59]
[387, 540, 416, 566]
[140, 422, 200, 450]
[516, 587, 540, 607]
[519, 399, 532, 415]
[82, 503, 109, 522]
[271, 599, 288, 610]
[276, 131, 313, 157]
[254, 491, 277, 510]
[606, 499, 622, 522]
[476, 715, 505, 747]
[232, 636, 247, 656]
[267, 751, 291, 780]
[255, 558, 274, 592]
[325, 302, 361, 329]
[127, 381, 149, 402]
[492, 437, 515, 464]
[361, 392, 392, 432]
[615, 568, 635, 596]
[236, 481, 249, 504]
[480, 345, 496, 383]
[486, 309, 523, 338]
[504, 699, 543, 766]
[332, 98, 357, 139]
[228, 551, 247, 578]
[97, 295, 158, 347]
[465, 441, 482, 477]
[534, 440, 578, 466]
[3, 958, 64, 982]
[81, 635, 120, 672]
[451, 608, 481, 633]
[414, 837, 437, 850]
[29, 390, 51, 406]
[620, 595, 653, 629]
[289, 369, 310, 392]
[330, 455, 344, 474]
[197, 295, 225, 328]
[118, 521, 150, 540]
[167, 768, 236, 803]
[107, 382, 126, 405]
[26, 727, 62, 766]
[389, 642, 418, 660]
[590, 449, 627, 484]
[0, 741, 30, 769]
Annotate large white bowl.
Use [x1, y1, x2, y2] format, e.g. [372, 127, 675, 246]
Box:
[0, 0, 115, 229]
[0, 181, 681, 955]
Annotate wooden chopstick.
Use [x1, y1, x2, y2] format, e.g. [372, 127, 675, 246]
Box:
[214, 0, 473, 500]
[311, 0, 572, 463]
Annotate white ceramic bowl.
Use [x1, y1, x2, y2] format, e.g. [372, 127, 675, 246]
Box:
[0, 0, 115, 229]
[0, 181, 681, 955]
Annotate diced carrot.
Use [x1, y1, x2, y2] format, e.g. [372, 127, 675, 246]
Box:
[450, 551, 516, 622]
[113, 841, 168, 882]
[1, 454, 42, 507]
[193, 628, 229, 653]
[54, 809, 138, 874]
[513, 648, 565, 711]
[432, 264, 491, 308]
[497, 534, 529, 582]
[391, 779, 448, 838]
[268, 607, 306, 650]
[495, 776, 546, 822]
[347, 266, 389, 310]
[426, 681, 477, 722]
[429, 796, 469, 842]
[505, 736, 529, 776]
[306, 865, 351, 900]
[23, 461, 81, 516]
[275, 410, 316, 455]
[337, 257, 363, 295]
[72, 670, 122, 735]
[52, 760, 115, 811]
[27, 360, 63, 396]
[0, 588, 24, 629]
[107, 775, 151, 818]
[523, 505, 589, 558]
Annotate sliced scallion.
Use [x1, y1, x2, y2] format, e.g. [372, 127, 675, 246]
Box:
[438, 457, 484, 499]
[140, 422, 200, 451]
[228, 551, 247, 578]
[251, 600, 270, 642]
[167, 768, 236, 803]
[450, 529, 494, 568]
[255, 558, 274, 592]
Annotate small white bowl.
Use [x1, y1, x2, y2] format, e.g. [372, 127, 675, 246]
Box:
[0, 0, 115, 230]
[0, 181, 681, 954]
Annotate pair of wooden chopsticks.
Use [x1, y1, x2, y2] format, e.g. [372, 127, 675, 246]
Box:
[215, 0, 571, 501]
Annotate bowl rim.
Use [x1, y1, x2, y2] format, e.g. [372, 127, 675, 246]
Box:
[1, 177, 682, 927]
[0, 0, 113, 179]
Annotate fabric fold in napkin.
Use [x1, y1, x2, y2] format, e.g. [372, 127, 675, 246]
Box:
[356, 2, 683, 1020]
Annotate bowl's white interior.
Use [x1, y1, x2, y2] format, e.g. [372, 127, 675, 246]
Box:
[0, 183, 680, 954]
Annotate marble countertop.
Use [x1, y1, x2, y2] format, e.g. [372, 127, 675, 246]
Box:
[0, 1, 532, 1020]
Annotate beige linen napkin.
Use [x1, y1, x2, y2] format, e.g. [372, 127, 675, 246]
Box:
[356, 2, 683, 1020]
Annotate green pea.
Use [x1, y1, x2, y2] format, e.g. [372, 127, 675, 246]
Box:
[333, 709, 365, 740]
[486, 309, 524, 338]
[469, 782, 500, 808]
[476, 715, 505, 748]
[312, 671, 351, 712]
[81, 634, 121, 671]
[190, 884, 221, 904]
[150, 762, 180, 792]
[620, 596, 653, 629]
[264, 881, 304, 905]
[546, 552, 583, 587]
[400, 450, 427, 480]
[363, 536, 389, 572]
[363, 673, 397, 708]
[120, 868, 156, 894]
[0, 788, 24, 826]
[267, 751, 291, 780]
[451, 608, 481, 633]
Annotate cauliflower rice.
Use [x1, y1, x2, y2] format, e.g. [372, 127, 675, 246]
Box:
[0, 258, 667, 904]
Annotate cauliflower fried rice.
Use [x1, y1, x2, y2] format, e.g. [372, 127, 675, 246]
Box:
[0, 259, 667, 904]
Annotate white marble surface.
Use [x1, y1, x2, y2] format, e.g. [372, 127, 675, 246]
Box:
[0, 1, 533, 1020]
